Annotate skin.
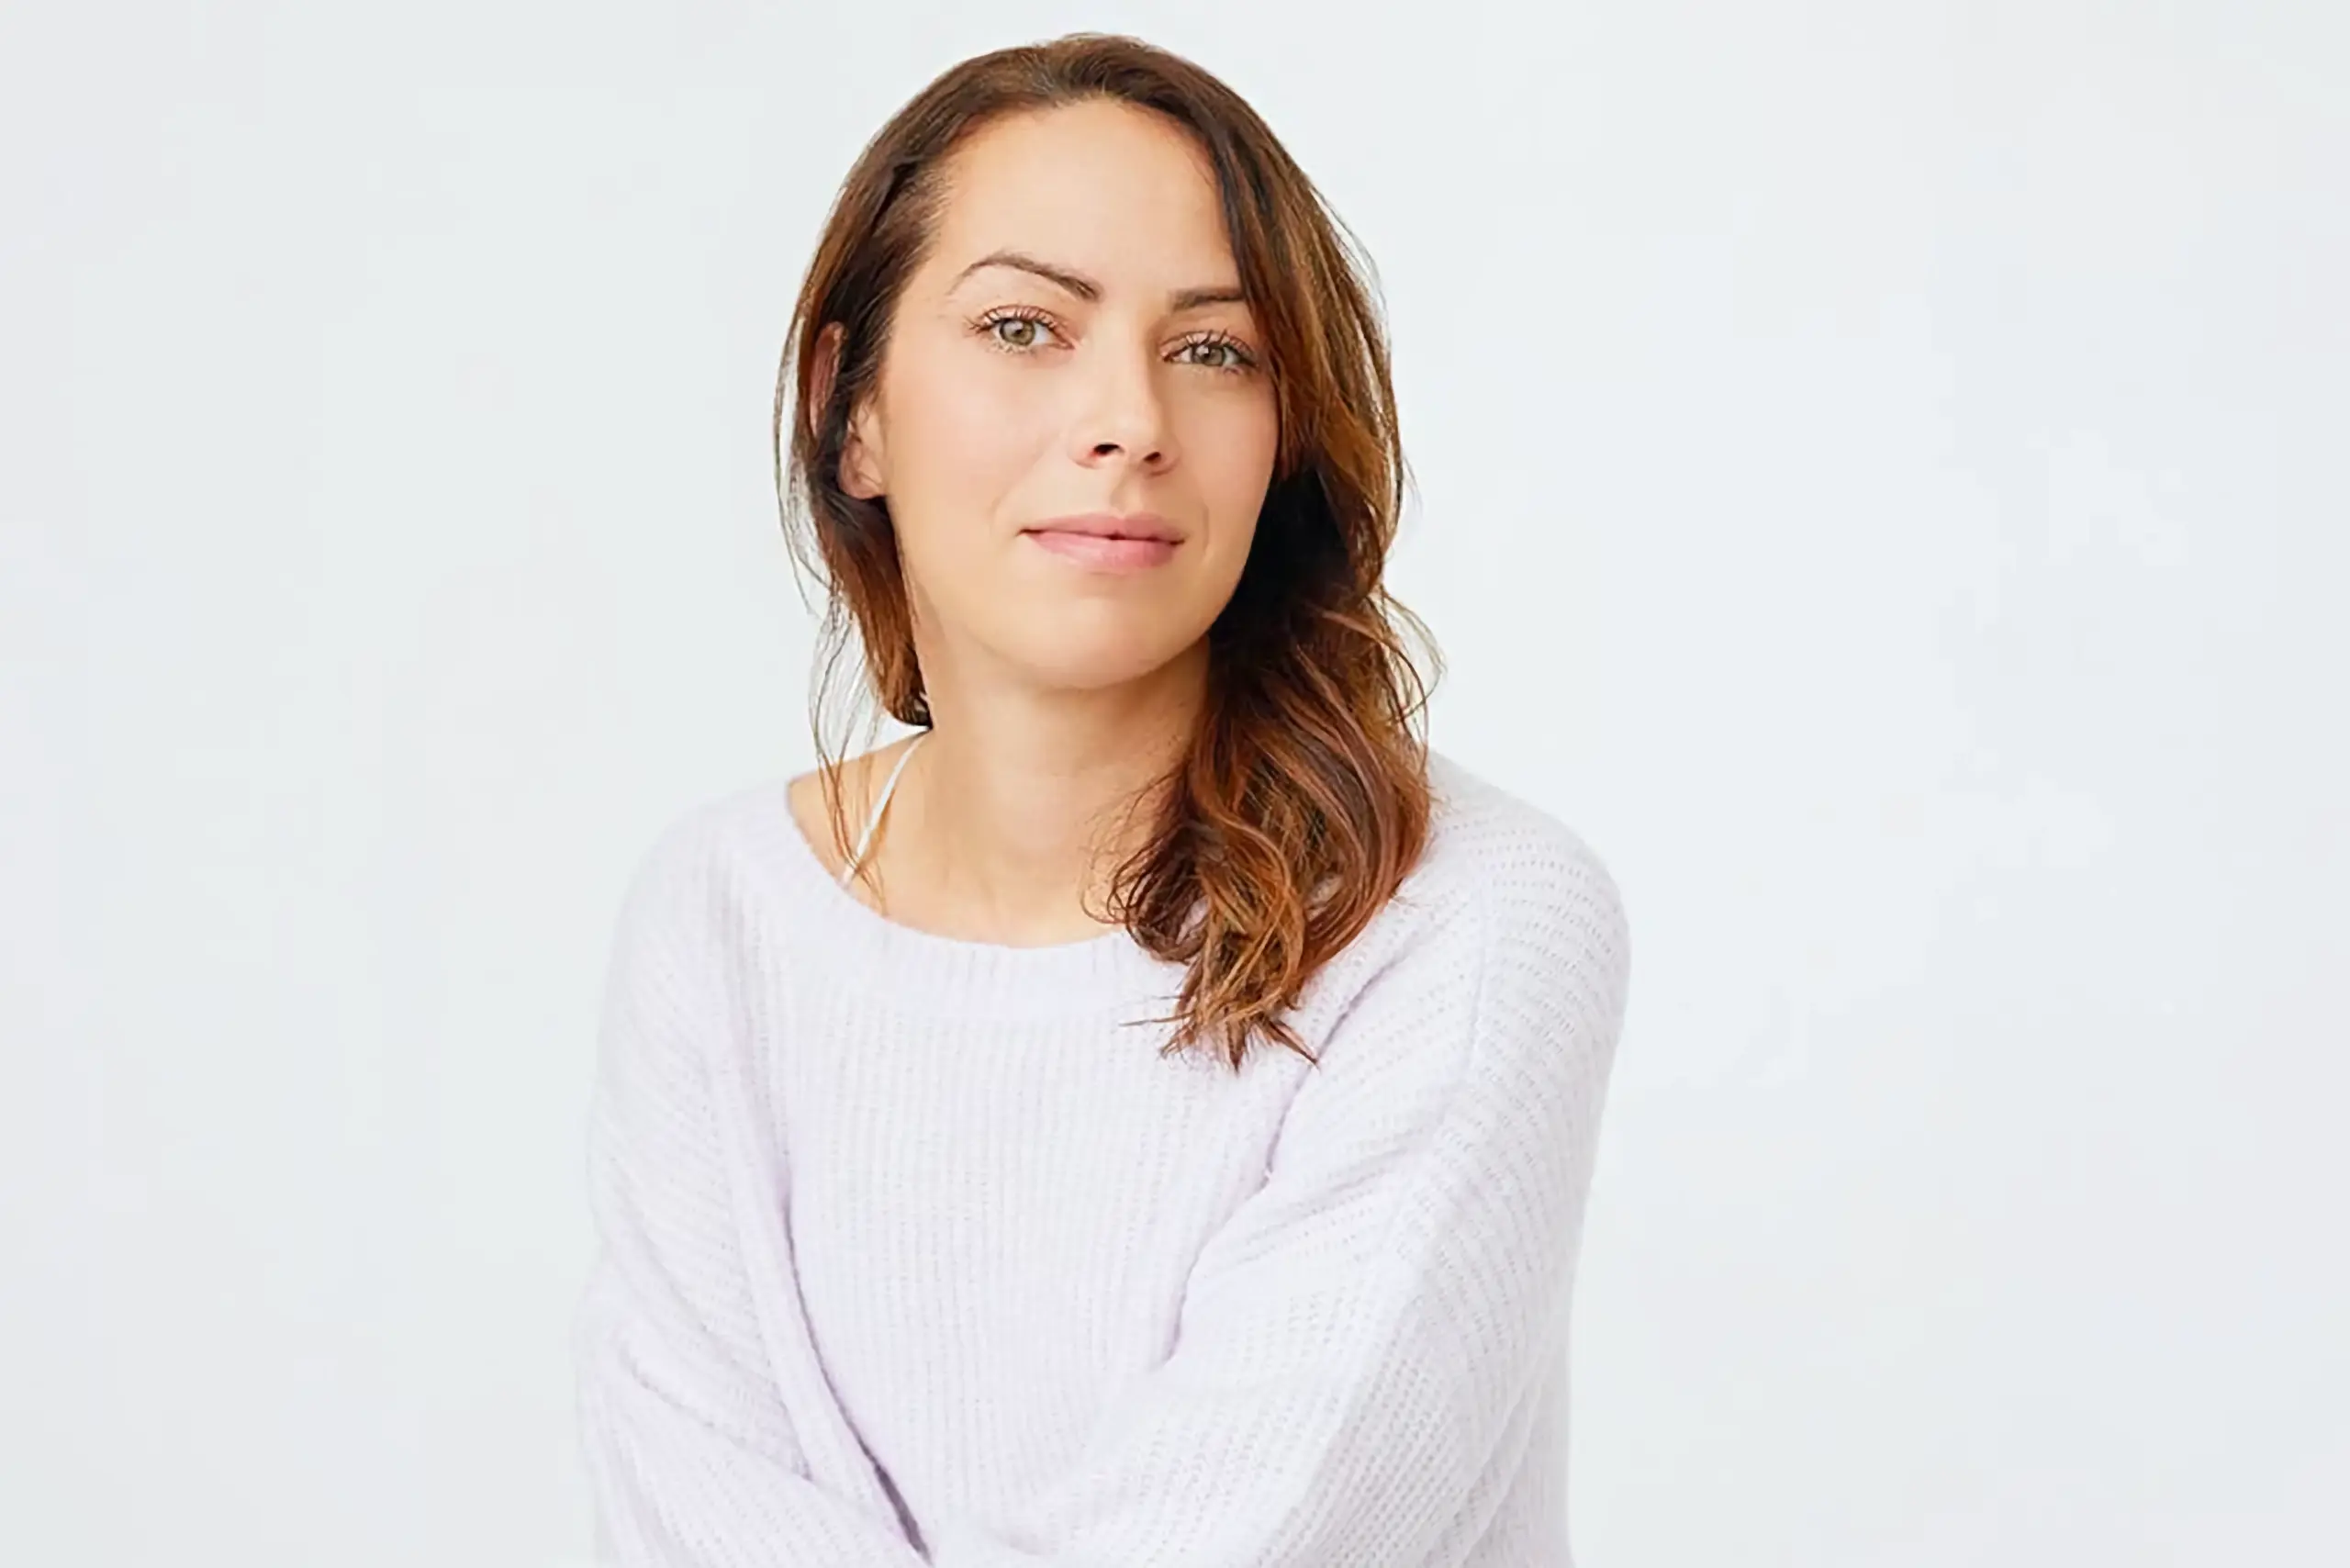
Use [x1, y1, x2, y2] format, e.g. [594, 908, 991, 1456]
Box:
[787, 98, 1281, 945]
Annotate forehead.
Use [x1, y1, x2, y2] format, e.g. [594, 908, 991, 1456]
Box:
[923, 101, 1238, 291]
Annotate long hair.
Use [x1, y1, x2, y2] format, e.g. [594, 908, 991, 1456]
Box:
[773, 31, 1443, 1072]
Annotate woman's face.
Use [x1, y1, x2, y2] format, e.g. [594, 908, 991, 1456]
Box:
[839, 99, 1278, 699]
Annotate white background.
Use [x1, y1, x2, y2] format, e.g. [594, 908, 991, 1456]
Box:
[6, 2, 2344, 1563]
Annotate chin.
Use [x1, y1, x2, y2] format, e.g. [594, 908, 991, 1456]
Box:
[1001, 629, 1190, 693]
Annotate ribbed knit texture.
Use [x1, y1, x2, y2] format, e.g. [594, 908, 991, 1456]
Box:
[572, 748, 1632, 1567]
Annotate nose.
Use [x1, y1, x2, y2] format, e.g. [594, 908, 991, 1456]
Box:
[1071, 340, 1174, 474]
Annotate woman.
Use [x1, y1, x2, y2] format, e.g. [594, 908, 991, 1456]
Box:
[574, 31, 1632, 1568]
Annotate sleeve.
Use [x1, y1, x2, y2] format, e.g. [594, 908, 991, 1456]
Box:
[571, 823, 932, 1568]
[917, 832, 1634, 1568]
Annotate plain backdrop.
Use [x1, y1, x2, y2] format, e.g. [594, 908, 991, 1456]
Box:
[5, 1, 2344, 1563]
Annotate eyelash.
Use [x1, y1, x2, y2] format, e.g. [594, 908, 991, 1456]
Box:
[970, 306, 1260, 375]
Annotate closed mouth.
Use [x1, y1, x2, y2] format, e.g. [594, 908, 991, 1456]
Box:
[1024, 513, 1185, 545]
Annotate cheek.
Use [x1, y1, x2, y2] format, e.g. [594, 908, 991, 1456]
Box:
[898, 373, 1047, 504]
[1192, 393, 1280, 545]
[881, 374, 1052, 583]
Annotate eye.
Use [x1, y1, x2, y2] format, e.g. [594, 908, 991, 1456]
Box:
[969, 309, 1261, 375]
[974, 307, 1064, 354]
[1176, 330, 1259, 375]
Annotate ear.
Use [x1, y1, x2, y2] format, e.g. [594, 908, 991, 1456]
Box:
[810, 321, 887, 500]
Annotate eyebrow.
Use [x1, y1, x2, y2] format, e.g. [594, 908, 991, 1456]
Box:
[949, 248, 1248, 312]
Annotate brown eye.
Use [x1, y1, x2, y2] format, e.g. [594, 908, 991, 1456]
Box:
[1178, 333, 1259, 375]
[992, 317, 1045, 350]
[977, 309, 1059, 353]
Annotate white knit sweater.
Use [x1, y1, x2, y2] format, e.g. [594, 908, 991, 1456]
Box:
[572, 747, 1632, 1566]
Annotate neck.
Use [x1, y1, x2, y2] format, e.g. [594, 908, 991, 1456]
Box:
[889, 644, 1205, 946]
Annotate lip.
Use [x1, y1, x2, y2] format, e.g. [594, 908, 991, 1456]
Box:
[1021, 511, 1184, 573]
[1024, 511, 1184, 543]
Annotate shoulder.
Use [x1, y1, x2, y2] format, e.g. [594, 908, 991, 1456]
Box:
[1418, 748, 1631, 989]
[1298, 749, 1631, 1064]
[627, 739, 911, 902]
[1272, 751, 1631, 1161]
[604, 775, 802, 960]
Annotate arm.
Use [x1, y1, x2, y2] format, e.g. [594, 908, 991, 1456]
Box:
[578, 815, 1628, 1568]
[919, 833, 1632, 1568]
[573, 822, 930, 1567]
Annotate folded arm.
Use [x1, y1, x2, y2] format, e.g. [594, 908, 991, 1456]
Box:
[577, 818, 1628, 1568]
[575, 823, 930, 1565]
[918, 837, 1631, 1566]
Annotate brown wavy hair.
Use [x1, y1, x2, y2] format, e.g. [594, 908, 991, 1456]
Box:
[773, 31, 1444, 1072]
